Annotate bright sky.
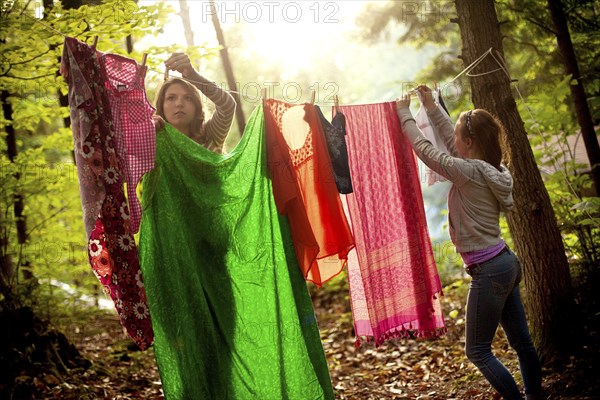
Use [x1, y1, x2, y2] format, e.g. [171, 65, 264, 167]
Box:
[138, 1, 437, 105]
[137, 1, 447, 237]
[140, 1, 368, 70]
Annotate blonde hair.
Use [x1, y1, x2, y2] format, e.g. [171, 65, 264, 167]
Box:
[155, 78, 205, 136]
[458, 109, 504, 170]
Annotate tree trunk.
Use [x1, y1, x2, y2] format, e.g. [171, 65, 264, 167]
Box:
[547, 0, 600, 196]
[179, 0, 196, 50]
[0, 88, 15, 288]
[208, 0, 245, 133]
[455, 0, 575, 364]
[0, 208, 15, 302]
[178, 0, 202, 75]
[1, 90, 31, 281]
[44, 0, 71, 130]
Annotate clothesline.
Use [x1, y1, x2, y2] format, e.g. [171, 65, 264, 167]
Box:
[442, 48, 496, 88]
[18, 12, 502, 102]
[21, 11, 497, 101]
[21, 10, 591, 215]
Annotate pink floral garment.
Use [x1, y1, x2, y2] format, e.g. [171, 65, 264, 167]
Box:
[339, 102, 445, 346]
[61, 37, 153, 350]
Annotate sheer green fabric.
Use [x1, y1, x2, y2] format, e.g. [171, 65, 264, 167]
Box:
[138, 106, 334, 400]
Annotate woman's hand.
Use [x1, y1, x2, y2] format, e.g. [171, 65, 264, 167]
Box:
[416, 85, 436, 112]
[164, 53, 195, 78]
[396, 94, 411, 110]
[152, 115, 165, 132]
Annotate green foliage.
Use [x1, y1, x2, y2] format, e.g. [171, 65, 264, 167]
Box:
[356, 0, 599, 119]
[519, 75, 599, 266]
[357, 0, 600, 273]
[431, 238, 463, 286]
[308, 269, 349, 298]
[0, 0, 175, 313]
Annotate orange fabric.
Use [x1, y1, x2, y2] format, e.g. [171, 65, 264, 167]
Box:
[264, 99, 354, 287]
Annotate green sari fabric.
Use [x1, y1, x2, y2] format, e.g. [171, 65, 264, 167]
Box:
[138, 106, 334, 400]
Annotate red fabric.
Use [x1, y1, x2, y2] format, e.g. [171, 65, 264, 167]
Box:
[61, 37, 153, 350]
[100, 53, 155, 234]
[263, 99, 354, 287]
[339, 102, 445, 345]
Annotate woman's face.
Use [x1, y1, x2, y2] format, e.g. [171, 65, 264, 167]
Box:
[162, 83, 196, 134]
[453, 120, 471, 159]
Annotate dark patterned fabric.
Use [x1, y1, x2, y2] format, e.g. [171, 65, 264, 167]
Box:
[315, 106, 353, 194]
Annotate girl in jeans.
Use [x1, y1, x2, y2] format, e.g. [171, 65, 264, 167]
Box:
[396, 86, 542, 399]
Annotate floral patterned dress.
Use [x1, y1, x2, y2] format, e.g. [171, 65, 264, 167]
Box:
[61, 37, 153, 350]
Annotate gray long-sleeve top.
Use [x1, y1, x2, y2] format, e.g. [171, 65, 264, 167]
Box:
[396, 106, 513, 253]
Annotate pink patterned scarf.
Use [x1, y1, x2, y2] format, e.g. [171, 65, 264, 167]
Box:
[339, 102, 445, 345]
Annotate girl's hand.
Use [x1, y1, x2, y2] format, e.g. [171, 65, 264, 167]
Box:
[417, 85, 436, 111]
[152, 115, 165, 132]
[164, 53, 194, 78]
[396, 94, 411, 110]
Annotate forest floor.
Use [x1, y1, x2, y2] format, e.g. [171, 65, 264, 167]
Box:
[4, 269, 600, 400]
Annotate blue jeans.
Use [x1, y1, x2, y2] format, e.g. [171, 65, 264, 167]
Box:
[465, 248, 542, 399]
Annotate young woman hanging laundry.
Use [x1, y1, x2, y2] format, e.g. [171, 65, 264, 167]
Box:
[396, 86, 542, 400]
[139, 53, 335, 399]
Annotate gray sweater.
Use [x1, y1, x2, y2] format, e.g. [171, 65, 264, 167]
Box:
[396, 106, 513, 253]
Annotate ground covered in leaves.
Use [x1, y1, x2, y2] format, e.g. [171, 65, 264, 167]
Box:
[3, 272, 599, 399]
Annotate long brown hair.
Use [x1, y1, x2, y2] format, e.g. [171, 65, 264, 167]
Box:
[458, 109, 504, 170]
[155, 77, 205, 136]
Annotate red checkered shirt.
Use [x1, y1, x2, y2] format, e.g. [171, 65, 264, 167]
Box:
[100, 53, 155, 234]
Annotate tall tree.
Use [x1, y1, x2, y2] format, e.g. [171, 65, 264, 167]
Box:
[179, 0, 195, 49]
[208, 0, 245, 132]
[177, 0, 201, 81]
[546, 0, 600, 196]
[1, 88, 28, 292]
[43, 0, 77, 130]
[454, 0, 575, 364]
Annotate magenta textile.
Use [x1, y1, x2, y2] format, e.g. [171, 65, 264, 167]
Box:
[61, 37, 153, 350]
[100, 53, 155, 234]
[339, 102, 445, 345]
[340, 196, 373, 337]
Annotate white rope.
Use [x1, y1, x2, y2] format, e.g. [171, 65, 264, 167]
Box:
[25, 10, 597, 218]
[21, 11, 68, 37]
[441, 47, 494, 91]
[466, 67, 503, 77]
[144, 66, 241, 95]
